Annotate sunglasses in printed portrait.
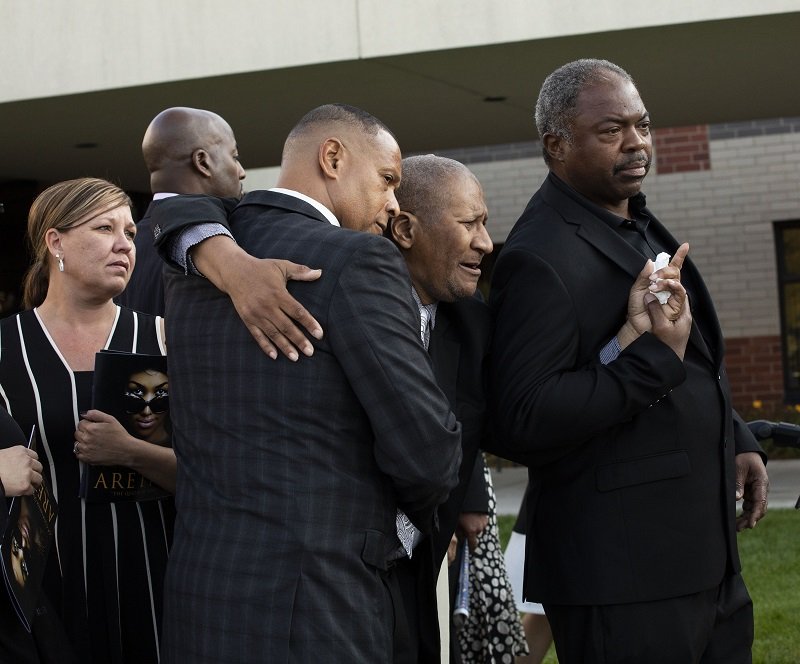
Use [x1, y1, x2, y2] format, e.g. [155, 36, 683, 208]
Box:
[123, 368, 171, 447]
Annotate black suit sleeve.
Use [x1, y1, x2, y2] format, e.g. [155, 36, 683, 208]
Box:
[489, 246, 687, 465]
[150, 194, 238, 264]
[459, 455, 489, 514]
[732, 408, 767, 463]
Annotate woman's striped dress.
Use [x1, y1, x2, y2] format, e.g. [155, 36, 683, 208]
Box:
[0, 306, 173, 664]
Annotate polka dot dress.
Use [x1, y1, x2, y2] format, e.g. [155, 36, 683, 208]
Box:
[457, 459, 529, 663]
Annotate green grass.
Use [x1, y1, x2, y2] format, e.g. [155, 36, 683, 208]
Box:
[740, 509, 800, 662]
[497, 514, 515, 552]
[497, 509, 800, 663]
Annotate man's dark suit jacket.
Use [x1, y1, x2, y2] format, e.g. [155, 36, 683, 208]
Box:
[488, 173, 763, 606]
[116, 202, 165, 316]
[395, 296, 492, 663]
[152, 191, 462, 663]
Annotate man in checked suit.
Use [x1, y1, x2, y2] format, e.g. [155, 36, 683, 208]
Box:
[151, 104, 462, 663]
[386, 155, 494, 663]
[489, 59, 769, 662]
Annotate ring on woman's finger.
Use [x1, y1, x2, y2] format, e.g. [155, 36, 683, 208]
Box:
[73, 442, 79, 454]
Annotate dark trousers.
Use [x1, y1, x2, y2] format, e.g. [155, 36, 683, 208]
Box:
[392, 554, 446, 664]
[544, 573, 753, 663]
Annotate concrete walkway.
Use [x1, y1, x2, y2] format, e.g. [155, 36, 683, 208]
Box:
[492, 459, 800, 516]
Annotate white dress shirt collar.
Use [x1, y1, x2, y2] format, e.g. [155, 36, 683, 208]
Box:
[270, 188, 340, 227]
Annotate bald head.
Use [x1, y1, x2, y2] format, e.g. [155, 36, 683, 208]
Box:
[396, 155, 478, 225]
[276, 103, 402, 234]
[142, 107, 245, 198]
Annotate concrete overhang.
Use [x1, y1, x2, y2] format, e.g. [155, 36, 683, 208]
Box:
[1, 10, 798, 192]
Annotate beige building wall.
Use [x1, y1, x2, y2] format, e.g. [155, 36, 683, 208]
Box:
[646, 131, 800, 339]
[2, 0, 798, 103]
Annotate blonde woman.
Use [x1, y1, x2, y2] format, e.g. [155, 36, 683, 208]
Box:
[0, 178, 174, 663]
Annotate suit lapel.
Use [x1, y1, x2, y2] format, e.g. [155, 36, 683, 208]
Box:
[540, 178, 646, 280]
[646, 212, 724, 366]
[428, 307, 459, 406]
[140, 202, 154, 223]
[540, 176, 723, 366]
[237, 189, 333, 225]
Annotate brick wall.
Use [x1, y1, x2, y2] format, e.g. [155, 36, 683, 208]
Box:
[644, 130, 800, 341]
[653, 125, 710, 174]
[436, 116, 800, 404]
[725, 335, 784, 411]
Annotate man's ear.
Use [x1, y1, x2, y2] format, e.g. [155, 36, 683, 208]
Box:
[542, 133, 566, 163]
[192, 148, 213, 178]
[319, 138, 344, 180]
[389, 211, 416, 249]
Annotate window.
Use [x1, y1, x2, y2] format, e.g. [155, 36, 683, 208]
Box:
[774, 221, 800, 401]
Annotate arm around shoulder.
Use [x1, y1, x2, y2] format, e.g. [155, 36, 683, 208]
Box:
[150, 194, 235, 259]
[152, 195, 324, 361]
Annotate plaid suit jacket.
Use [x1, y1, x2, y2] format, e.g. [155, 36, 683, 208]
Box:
[156, 191, 462, 663]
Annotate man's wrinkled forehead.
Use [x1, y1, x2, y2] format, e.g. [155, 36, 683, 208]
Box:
[574, 74, 646, 122]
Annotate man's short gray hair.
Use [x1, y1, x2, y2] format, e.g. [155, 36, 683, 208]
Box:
[396, 155, 474, 225]
[535, 59, 635, 164]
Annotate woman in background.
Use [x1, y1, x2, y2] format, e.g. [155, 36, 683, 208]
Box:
[456, 456, 528, 663]
[0, 178, 174, 663]
[504, 485, 553, 664]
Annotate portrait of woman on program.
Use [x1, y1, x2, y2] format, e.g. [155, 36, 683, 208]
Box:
[123, 368, 170, 447]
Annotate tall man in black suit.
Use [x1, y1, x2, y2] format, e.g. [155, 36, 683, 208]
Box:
[387, 154, 494, 663]
[489, 59, 769, 663]
[152, 104, 462, 663]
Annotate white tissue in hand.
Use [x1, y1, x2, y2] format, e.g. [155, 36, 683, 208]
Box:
[651, 252, 671, 304]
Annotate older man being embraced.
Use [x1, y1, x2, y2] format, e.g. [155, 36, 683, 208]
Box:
[387, 155, 526, 663]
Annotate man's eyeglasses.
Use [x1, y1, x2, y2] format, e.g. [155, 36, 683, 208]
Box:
[123, 393, 169, 414]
